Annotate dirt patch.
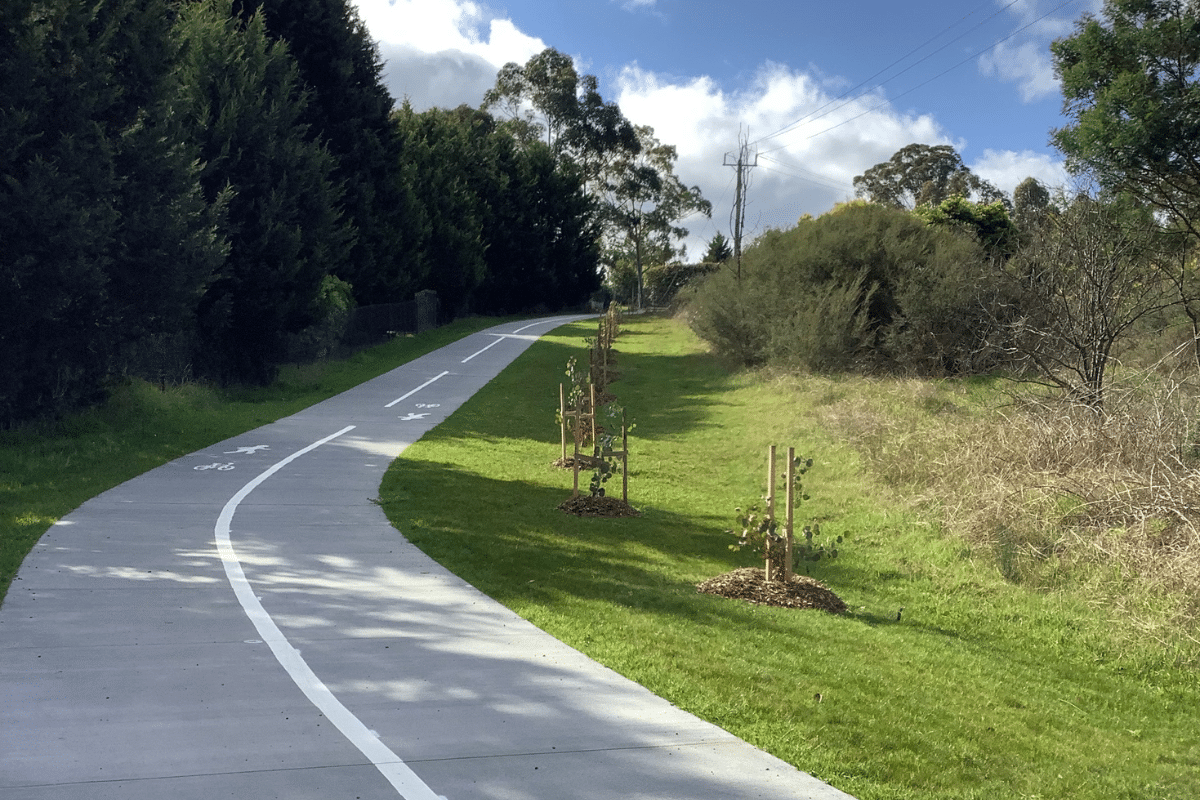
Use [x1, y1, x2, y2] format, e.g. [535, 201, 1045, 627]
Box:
[557, 494, 641, 517]
[696, 567, 847, 613]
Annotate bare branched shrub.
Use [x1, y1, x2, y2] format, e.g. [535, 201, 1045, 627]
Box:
[998, 196, 1180, 409]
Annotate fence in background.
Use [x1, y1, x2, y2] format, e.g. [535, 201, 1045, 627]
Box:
[118, 291, 443, 385]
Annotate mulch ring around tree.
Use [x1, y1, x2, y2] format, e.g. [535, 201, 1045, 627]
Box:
[552, 455, 601, 470]
[696, 567, 847, 613]
[557, 494, 641, 517]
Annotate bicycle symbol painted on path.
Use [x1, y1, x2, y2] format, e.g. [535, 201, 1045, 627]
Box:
[193, 444, 270, 472]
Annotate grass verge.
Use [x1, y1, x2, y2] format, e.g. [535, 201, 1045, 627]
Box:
[380, 314, 1200, 800]
[0, 317, 503, 602]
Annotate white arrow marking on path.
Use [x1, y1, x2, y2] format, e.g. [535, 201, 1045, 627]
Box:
[214, 425, 445, 800]
[385, 371, 450, 408]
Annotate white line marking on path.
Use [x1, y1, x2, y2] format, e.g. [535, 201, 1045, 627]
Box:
[385, 371, 450, 408]
[513, 319, 561, 333]
[460, 336, 504, 363]
[460, 316, 583, 363]
[460, 333, 540, 363]
[214, 425, 445, 800]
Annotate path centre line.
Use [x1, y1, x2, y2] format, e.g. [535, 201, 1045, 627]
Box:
[214, 425, 445, 800]
[460, 336, 505, 363]
[513, 319, 562, 333]
[461, 332, 543, 363]
[385, 371, 450, 408]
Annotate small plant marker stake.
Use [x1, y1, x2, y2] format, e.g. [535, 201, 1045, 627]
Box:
[766, 445, 777, 582]
[785, 446, 795, 582]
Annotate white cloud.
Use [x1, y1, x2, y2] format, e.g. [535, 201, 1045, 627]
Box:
[352, 1, 1062, 260]
[375, 43, 498, 110]
[979, 38, 1061, 102]
[355, 0, 488, 54]
[476, 18, 546, 67]
[970, 148, 1069, 194]
[352, 0, 545, 109]
[978, 0, 1103, 102]
[613, 62, 954, 256]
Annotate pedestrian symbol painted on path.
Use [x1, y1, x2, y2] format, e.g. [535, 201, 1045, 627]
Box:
[225, 445, 270, 455]
[398, 413, 430, 421]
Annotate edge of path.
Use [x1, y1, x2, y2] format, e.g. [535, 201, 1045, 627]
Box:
[2, 315, 857, 800]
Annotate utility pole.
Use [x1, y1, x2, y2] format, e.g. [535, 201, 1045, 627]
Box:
[723, 129, 757, 281]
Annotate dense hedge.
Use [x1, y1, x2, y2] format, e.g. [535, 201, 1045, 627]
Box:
[0, 0, 600, 427]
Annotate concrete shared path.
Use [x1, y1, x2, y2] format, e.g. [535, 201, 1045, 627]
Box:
[1, 317, 855, 800]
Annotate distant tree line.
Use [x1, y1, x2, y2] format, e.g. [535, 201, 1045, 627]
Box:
[482, 48, 710, 311]
[689, 0, 1200, 410]
[1, 1, 637, 426]
[687, 0, 1200, 409]
[689, 134, 1197, 409]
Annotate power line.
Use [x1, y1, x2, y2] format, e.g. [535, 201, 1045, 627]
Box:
[753, 0, 1021, 153]
[796, 0, 1082, 144]
[756, 154, 855, 194]
[692, 171, 738, 247]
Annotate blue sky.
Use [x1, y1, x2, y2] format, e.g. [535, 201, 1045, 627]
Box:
[352, 0, 1103, 257]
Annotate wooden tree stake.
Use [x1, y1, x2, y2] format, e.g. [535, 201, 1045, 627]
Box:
[568, 383, 593, 498]
[560, 383, 567, 462]
[766, 445, 777, 581]
[785, 446, 795, 582]
[622, 412, 629, 502]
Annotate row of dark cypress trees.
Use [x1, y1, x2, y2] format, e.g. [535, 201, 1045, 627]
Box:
[1, 0, 601, 426]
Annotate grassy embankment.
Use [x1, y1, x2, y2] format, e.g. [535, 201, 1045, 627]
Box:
[4, 312, 1197, 798]
[0, 317, 502, 601]
[379, 314, 1200, 800]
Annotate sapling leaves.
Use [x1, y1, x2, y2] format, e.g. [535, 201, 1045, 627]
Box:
[590, 402, 627, 497]
[727, 453, 845, 575]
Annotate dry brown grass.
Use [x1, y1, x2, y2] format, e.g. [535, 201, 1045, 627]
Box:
[803, 370, 1200, 652]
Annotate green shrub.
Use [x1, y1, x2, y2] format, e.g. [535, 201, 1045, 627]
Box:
[681, 266, 772, 366]
[686, 203, 1005, 375]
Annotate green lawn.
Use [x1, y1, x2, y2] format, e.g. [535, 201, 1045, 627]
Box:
[4, 313, 1196, 799]
[380, 315, 1200, 800]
